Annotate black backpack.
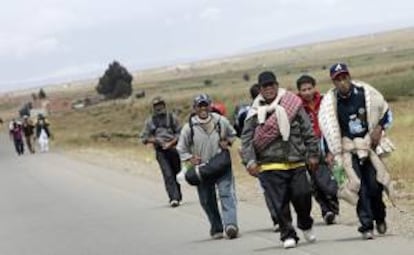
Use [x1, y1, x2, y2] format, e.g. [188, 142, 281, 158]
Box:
[151, 112, 176, 134]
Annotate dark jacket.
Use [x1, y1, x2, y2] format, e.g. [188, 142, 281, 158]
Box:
[36, 123, 51, 138]
[241, 107, 319, 166]
[22, 122, 35, 137]
[140, 111, 181, 150]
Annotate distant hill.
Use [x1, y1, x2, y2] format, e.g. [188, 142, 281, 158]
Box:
[132, 27, 414, 83]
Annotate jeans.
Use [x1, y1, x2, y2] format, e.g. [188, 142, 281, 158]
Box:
[197, 168, 237, 235]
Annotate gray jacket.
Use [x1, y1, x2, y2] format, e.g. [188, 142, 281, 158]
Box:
[140, 112, 181, 148]
[177, 113, 236, 163]
[241, 107, 319, 167]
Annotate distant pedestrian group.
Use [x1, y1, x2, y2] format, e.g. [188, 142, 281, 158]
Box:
[8, 114, 52, 156]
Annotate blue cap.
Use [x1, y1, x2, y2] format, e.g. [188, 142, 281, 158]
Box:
[330, 63, 350, 79]
[193, 93, 211, 106]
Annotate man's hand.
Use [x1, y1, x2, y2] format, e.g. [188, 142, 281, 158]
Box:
[371, 125, 383, 149]
[219, 139, 230, 150]
[189, 155, 202, 166]
[247, 162, 260, 177]
[325, 152, 334, 169]
[162, 138, 177, 150]
[146, 137, 157, 144]
[307, 156, 319, 172]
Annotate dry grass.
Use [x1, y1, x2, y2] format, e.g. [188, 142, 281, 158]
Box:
[1, 28, 414, 197]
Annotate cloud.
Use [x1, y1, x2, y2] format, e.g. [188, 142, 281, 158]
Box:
[0, 61, 103, 89]
[199, 7, 222, 21]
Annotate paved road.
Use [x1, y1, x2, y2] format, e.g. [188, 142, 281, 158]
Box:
[1, 134, 413, 255]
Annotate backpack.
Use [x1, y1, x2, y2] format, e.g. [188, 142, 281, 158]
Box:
[233, 103, 251, 137]
[151, 112, 176, 134]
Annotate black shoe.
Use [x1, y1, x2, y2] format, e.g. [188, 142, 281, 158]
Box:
[225, 225, 239, 239]
[211, 232, 224, 240]
[376, 221, 387, 235]
[323, 211, 336, 225]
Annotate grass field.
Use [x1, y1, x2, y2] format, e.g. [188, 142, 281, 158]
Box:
[1, 27, 414, 196]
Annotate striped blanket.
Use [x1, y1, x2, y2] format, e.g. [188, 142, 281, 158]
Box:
[318, 80, 396, 205]
[248, 89, 302, 152]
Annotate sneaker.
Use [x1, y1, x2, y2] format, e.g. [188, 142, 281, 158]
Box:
[283, 238, 297, 249]
[376, 221, 387, 235]
[303, 228, 316, 243]
[323, 211, 336, 225]
[211, 232, 224, 240]
[225, 225, 239, 239]
[170, 200, 179, 208]
[362, 230, 374, 240]
[272, 223, 280, 232]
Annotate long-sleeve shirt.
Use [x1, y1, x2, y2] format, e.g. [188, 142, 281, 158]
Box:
[177, 113, 236, 163]
[140, 112, 181, 149]
[241, 107, 320, 166]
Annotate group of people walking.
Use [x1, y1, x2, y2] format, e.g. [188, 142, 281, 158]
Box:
[140, 62, 394, 248]
[8, 114, 52, 155]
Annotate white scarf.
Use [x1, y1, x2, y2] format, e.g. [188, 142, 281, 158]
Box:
[246, 88, 290, 141]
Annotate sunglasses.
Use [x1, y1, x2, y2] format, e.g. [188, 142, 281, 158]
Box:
[196, 101, 210, 107]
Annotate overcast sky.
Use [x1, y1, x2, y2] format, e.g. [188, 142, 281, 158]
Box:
[1, 0, 413, 92]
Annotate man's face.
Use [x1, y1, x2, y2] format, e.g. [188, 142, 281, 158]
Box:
[298, 83, 316, 102]
[195, 101, 211, 119]
[260, 82, 278, 103]
[153, 102, 166, 114]
[332, 73, 352, 95]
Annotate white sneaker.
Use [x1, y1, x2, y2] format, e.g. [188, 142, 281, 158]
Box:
[169, 200, 180, 208]
[303, 228, 316, 243]
[283, 238, 296, 249]
[362, 230, 374, 240]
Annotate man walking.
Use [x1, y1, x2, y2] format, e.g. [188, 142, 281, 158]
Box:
[177, 94, 239, 239]
[241, 71, 319, 248]
[318, 63, 394, 239]
[235, 83, 291, 232]
[140, 96, 182, 207]
[10, 120, 25, 155]
[22, 115, 36, 154]
[296, 74, 339, 224]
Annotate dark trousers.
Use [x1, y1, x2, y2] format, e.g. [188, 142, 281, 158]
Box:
[351, 155, 386, 232]
[25, 135, 35, 153]
[14, 139, 24, 155]
[155, 148, 182, 202]
[259, 167, 313, 241]
[309, 163, 339, 217]
[263, 190, 292, 226]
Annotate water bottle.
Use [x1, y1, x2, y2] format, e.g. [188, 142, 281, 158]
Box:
[332, 163, 346, 186]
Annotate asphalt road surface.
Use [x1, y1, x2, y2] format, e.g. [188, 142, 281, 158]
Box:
[1, 134, 413, 255]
